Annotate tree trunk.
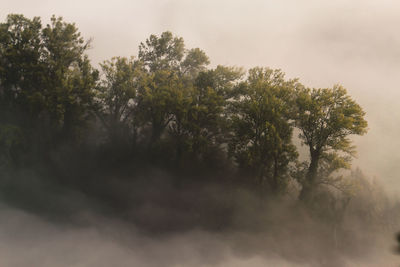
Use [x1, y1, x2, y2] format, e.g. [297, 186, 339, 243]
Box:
[299, 150, 320, 202]
[149, 122, 163, 147]
[271, 155, 279, 194]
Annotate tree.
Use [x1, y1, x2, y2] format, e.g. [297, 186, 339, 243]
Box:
[136, 31, 210, 148]
[207, 65, 245, 100]
[0, 14, 98, 162]
[294, 85, 368, 202]
[136, 69, 183, 147]
[166, 65, 244, 167]
[138, 31, 185, 73]
[95, 56, 142, 145]
[189, 66, 243, 153]
[0, 14, 43, 128]
[40, 16, 98, 143]
[228, 67, 298, 194]
[181, 48, 210, 80]
[138, 31, 209, 77]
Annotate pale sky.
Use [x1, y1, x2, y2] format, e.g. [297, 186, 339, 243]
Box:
[2, 0, 400, 192]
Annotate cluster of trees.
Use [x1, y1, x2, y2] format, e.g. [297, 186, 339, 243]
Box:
[0, 14, 368, 204]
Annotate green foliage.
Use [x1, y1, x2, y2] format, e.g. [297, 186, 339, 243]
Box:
[136, 69, 183, 147]
[181, 48, 210, 79]
[139, 31, 185, 72]
[294, 85, 368, 201]
[40, 16, 98, 141]
[95, 56, 142, 144]
[167, 66, 242, 165]
[0, 14, 370, 207]
[228, 68, 299, 193]
[136, 32, 211, 148]
[0, 14, 43, 119]
[0, 14, 98, 152]
[138, 31, 209, 80]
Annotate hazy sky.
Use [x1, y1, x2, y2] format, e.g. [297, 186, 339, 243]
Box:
[2, 0, 400, 191]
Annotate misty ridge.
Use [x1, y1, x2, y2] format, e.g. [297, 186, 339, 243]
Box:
[1, 14, 400, 267]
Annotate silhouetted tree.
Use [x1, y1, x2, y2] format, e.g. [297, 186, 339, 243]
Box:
[0, 14, 98, 164]
[294, 85, 368, 202]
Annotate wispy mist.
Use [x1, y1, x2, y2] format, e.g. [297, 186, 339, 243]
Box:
[1, 1, 400, 266]
[2, 0, 400, 190]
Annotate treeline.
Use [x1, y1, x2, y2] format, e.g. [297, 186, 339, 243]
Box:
[0, 14, 368, 206]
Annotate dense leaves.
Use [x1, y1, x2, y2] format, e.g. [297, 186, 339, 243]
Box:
[294, 85, 368, 201]
[0, 14, 98, 163]
[0, 14, 368, 203]
[228, 68, 299, 193]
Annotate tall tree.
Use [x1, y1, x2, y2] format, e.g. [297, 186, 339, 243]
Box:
[136, 69, 183, 147]
[0, 14, 98, 163]
[40, 16, 98, 143]
[136, 31, 209, 147]
[229, 68, 298, 194]
[165, 64, 244, 167]
[0, 14, 43, 126]
[138, 31, 209, 77]
[138, 31, 185, 73]
[294, 85, 368, 202]
[95, 56, 142, 145]
[187, 66, 243, 158]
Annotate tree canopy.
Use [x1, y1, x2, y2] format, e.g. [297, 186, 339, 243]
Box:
[294, 85, 368, 201]
[0, 14, 368, 203]
[229, 68, 299, 193]
[0, 14, 98, 162]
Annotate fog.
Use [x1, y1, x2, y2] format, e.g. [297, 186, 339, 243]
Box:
[2, 0, 400, 266]
[0, 179, 398, 267]
[3, 0, 400, 191]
